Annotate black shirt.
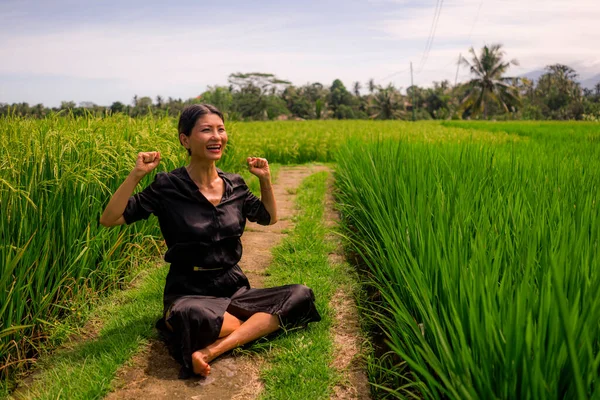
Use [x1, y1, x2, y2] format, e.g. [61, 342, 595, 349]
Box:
[123, 167, 271, 269]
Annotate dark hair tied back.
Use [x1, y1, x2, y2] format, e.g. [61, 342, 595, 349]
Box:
[178, 104, 225, 155]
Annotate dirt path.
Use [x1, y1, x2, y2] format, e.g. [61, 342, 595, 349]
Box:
[105, 165, 327, 400]
[105, 165, 371, 400]
[324, 177, 371, 400]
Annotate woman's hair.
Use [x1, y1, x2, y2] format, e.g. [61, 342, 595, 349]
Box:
[178, 104, 225, 155]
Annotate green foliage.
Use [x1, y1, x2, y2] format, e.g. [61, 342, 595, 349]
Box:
[265, 96, 290, 120]
[282, 82, 329, 120]
[533, 65, 585, 120]
[458, 43, 520, 119]
[369, 84, 406, 120]
[227, 72, 292, 120]
[315, 98, 324, 120]
[328, 79, 355, 116]
[425, 81, 452, 119]
[199, 86, 234, 115]
[0, 114, 237, 380]
[334, 104, 357, 119]
[2, 62, 598, 122]
[6, 114, 600, 400]
[109, 101, 126, 114]
[228, 72, 291, 93]
[335, 123, 600, 398]
[442, 120, 600, 141]
[1, 117, 514, 382]
[9, 265, 168, 399]
[260, 171, 340, 399]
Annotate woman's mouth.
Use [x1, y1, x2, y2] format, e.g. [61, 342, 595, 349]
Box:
[206, 144, 222, 153]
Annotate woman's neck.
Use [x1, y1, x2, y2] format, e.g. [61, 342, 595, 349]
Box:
[186, 159, 219, 188]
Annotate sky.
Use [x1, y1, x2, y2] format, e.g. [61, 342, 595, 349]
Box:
[1, 0, 599, 107]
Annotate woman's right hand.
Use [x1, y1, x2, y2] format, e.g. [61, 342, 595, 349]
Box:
[133, 151, 161, 178]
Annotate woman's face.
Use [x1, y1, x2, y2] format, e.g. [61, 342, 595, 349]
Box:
[182, 113, 228, 160]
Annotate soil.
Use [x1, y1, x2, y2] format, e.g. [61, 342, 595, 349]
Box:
[14, 165, 371, 400]
[105, 165, 329, 400]
[324, 176, 372, 400]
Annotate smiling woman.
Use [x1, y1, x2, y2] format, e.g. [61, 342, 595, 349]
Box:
[177, 104, 227, 158]
[98, 103, 321, 378]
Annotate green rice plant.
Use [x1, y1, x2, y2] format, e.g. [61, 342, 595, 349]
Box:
[0, 114, 517, 385]
[0, 114, 174, 379]
[0, 113, 247, 381]
[335, 133, 600, 399]
[442, 120, 600, 143]
[231, 120, 518, 165]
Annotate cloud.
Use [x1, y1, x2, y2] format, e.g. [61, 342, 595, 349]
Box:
[375, 0, 600, 76]
[1, 0, 599, 105]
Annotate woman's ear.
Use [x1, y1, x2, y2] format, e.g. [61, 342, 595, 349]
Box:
[179, 133, 189, 148]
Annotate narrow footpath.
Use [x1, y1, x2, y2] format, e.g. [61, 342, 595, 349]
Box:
[11, 165, 371, 400]
[105, 166, 333, 400]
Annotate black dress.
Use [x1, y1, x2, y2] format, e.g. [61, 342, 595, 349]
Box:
[122, 167, 321, 378]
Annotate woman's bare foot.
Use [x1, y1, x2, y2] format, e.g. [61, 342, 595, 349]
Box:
[190, 313, 279, 377]
[191, 349, 212, 376]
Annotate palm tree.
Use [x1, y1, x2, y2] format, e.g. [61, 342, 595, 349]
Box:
[459, 44, 520, 118]
[369, 84, 405, 120]
[353, 81, 362, 97]
[367, 78, 376, 94]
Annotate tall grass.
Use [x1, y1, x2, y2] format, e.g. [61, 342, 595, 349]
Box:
[335, 134, 600, 398]
[442, 120, 600, 143]
[0, 114, 248, 379]
[230, 120, 518, 164]
[0, 114, 524, 384]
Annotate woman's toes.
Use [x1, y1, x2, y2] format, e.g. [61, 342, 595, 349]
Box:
[192, 351, 211, 376]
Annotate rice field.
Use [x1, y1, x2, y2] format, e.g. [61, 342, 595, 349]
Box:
[335, 123, 600, 398]
[1, 115, 599, 398]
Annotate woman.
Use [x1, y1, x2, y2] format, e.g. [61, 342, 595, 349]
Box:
[100, 104, 321, 378]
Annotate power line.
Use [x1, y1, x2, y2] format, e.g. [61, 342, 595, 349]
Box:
[454, 0, 483, 86]
[378, 67, 411, 82]
[467, 0, 483, 42]
[416, 0, 444, 73]
[418, 0, 442, 68]
[454, 53, 462, 86]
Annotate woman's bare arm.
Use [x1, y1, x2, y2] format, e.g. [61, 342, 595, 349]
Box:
[100, 152, 160, 227]
[258, 176, 277, 225]
[247, 157, 278, 225]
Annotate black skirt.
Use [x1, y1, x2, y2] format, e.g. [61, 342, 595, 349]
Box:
[155, 264, 321, 378]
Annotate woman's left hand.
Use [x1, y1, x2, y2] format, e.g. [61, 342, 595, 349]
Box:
[247, 157, 271, 181]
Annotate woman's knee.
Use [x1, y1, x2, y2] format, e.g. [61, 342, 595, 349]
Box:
[219, 312, 242, 338]
[288, 284, 315, 308]
[167, 298, 213, 331]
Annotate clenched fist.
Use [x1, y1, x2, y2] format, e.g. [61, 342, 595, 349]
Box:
[247, 157, 271, 181]
[133, 151, 161, 177]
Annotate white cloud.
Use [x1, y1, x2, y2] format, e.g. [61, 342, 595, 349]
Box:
[375, 0, 600, 84]
[1, 0, 599, 105]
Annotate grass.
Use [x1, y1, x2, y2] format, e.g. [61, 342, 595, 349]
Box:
[335, 133, 600, 399]
[256, 170, 349, 400]
[0, 113, 278, 382]
[0, 114, 188, 381]
[7, 262, 168, 400]
[442, 120, 600, 138]
[3, 168, 337, 400]
[4, 114, 599, 398]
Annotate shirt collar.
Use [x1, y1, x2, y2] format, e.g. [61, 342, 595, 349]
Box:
[176, 166, 232, 200]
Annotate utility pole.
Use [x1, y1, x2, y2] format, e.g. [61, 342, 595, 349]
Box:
[410, 61, 416, 121]
[454, 53, 462, 87]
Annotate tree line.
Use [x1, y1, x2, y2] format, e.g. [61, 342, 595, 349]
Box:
[2, 44, 600, 121]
